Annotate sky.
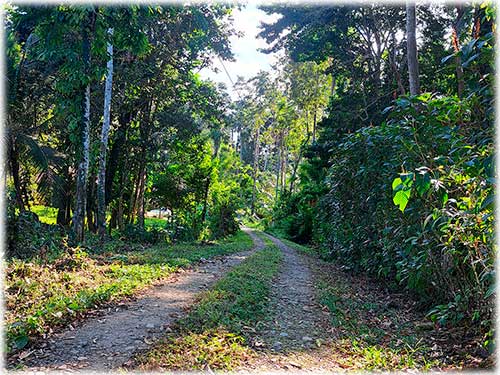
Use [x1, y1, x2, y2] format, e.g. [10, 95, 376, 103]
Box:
[199, 3, 282, 102]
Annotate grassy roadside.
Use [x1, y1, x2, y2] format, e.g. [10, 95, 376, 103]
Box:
[5, 231, 253, 354]
[270, 235, 484, 370]
[135, 244, 283, 371]
[315, 275, 439, 371]
[268, 234, 438, 370]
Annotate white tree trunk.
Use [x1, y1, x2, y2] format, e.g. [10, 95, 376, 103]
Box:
[72, 16, 94, 243]
[97, 28, 114, 240]
[73, 83, 91, 242]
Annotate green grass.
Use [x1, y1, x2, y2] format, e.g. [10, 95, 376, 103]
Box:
[138, 244, 283, 371]
[144, 217, 168, 229]
[274, 236, 319, 256]
[29, 205, 168, 229]
[5, 231, 254, 354]
[315, 277, 439, 371]
[93, 230, 253, 267]
[30, 205, 58, 225]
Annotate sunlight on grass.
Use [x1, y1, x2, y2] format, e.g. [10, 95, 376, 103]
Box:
[5, 230, 254, 353]
[30, 205, 58, 225]
[137, 244, 282, 371]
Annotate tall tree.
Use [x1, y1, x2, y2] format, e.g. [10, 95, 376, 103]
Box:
[72, 9, 96, 243]
[406, 1, 420, 95]
[97, 27, 114, 240]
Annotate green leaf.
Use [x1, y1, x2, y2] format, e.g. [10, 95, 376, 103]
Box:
[14, 335, 29, 349]
[393, 189, 410, 212]
[440, 191, 449, 206]
[441, 53, 455, 64]
[484, 284, 495, 299]
[392, 177, 403, 190]
[415, 172, 431, 197]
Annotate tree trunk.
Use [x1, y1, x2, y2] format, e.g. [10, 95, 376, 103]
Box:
[8, 134, 25, 212]
[452, 5, 465, 98]
[97, 28, 114, 241]
[72, 11, 95, 243]
[136, 164, 146, 229]
[250, 126, 260, 216]
[86, 175, 96, 233]
[390, 33, 405, 96]
[105, 112, 130, 205]
[116, 161, 127, 231]
[280, 135, 287, 191]
[275, 137, 281, 201]
[56, 165, 71, 227]
[200, 178, 211, 226]
[406, 1, 420, 96]
[127, 165, 139, 224]
[312, 108, 317, 143]
[200, 138, 220, 227]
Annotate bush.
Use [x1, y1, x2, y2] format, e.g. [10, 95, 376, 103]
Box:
[7, 210, 64, 260]
[121, 223, 168, 244]
[316, 93, 493, 336]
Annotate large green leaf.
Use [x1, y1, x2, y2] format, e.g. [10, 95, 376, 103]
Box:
[393, 189, 411, 212]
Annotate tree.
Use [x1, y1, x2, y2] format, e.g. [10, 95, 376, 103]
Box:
[72, 9, 96, 243]
[406, 1, 420, 95]
[96, 27, 114, 240]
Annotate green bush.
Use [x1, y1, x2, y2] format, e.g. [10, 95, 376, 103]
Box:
[316, 93, 493, 335]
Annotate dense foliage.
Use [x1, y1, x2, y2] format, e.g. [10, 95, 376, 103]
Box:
[259, 2, 495, 352]
[5, 1, 496, 365]
[6, 4, 250, 250]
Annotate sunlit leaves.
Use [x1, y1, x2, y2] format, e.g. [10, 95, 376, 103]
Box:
[392, 174, 413, 212]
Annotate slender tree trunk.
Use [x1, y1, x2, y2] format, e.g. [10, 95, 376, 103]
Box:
[275, 136, 281, 201]
[452, 5, 465, 98]
[86, 176, 96, 233]
[406, 1, 420, 95]
[115, 157, 128, 231]
[97, 28, 114, 241]
[250, 126, 260, 216]
[72, 11, 95, 243]
[312, 108, 317, 143]
[280, 136, 287, 191]
[128, 173, 137, 224]
[56, 165, 71, 226]
[390, 33, 405, 96]
[136, 164, 146, 229]
[200, 178, 211, 225]
[8, 135, 25, 211]
[200, 139, 220, 226]
[289, 153, 302, 194]
[105, 112, 130, 204]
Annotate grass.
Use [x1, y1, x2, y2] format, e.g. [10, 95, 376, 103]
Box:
[30, 205, 58, 225]
[272, 235, 319, 256]
[29, 204, 168, 229]
[315, 274, 439, 371]
[144, 217, 168, 228]
[137, 244, 283, 371]
[5, 231, 254, 354]
[87, 230, 254, 268]
[264, 235, 440, 371]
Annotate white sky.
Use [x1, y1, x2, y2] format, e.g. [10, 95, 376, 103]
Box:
[199, 3, 281, 101]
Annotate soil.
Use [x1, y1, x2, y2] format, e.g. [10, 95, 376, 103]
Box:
[13, 228, 265, 372]
[242, 233, 343, 372]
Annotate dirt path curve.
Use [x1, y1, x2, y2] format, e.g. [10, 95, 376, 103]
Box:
[16, 228, 265, 372]
[244, 233, 340, 372]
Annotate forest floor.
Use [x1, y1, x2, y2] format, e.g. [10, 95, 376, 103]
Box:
[9, 229, 492, 372]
